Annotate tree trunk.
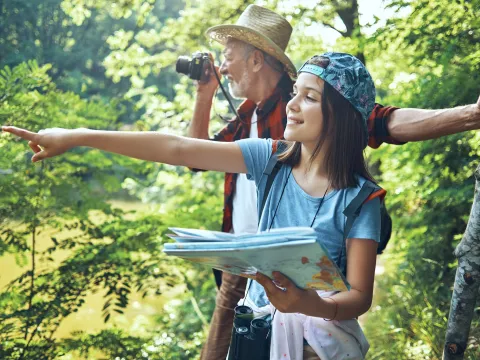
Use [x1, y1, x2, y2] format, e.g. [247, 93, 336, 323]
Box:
[334, 0, 365, 64]
[443, 164, 480, 359]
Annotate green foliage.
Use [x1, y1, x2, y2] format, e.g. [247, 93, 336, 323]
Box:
[0, 0, 188, 126]
[1, 0, 480, 359]
[61, 0, 156, 26]
[0, 59, 122, 241]
[363, 0, 480, 358]
[365, 133, 480, 359]
[0, 60, 218, 359]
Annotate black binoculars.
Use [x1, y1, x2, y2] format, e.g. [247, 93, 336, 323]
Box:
[228, 305, 271, 360]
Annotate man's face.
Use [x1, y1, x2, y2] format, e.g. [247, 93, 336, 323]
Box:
[219, 40, 253, 99]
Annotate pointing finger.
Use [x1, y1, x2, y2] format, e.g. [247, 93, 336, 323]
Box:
[2, 126, 38, 142]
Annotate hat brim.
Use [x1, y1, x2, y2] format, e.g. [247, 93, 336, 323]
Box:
[206, 24, 297, 79]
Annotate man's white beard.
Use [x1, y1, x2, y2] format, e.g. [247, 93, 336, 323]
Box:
[227, 71, 250, 100]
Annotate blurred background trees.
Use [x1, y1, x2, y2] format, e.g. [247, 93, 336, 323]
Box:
[0, 0, 479, 359]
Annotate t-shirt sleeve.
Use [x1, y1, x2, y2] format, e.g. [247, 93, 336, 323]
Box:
[348, 196, 381, 243]
[236, 138, 273, 186]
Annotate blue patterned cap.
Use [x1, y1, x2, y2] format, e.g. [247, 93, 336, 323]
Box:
[298, 52, 375, 141]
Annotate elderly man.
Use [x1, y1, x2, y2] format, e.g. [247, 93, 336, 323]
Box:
[187, 5, 480, 360]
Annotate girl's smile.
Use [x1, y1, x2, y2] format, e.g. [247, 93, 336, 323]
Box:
[287, 116, 304, 125]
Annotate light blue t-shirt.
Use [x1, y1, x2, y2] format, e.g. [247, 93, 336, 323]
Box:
[237, 138, 381, 307]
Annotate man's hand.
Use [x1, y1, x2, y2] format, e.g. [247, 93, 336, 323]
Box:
[255, 271, 321, 313]
[195, 53, 221, 98]
[189, 53, 221, 139]
[2, 126, 78, 162]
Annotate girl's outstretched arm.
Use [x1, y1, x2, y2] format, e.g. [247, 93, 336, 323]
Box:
[1, 126, 247, 174]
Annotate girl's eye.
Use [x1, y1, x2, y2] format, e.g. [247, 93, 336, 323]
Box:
[290, 91, 317, 102]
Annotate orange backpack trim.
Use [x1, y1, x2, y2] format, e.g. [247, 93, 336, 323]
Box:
[272, 140, 279, 154]
[365, 188, 386, 203]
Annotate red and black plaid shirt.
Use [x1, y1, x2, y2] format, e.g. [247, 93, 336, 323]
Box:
[212, 73, 402, 232]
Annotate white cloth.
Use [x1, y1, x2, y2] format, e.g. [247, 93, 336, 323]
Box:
[240, 292, 369, 360]
[231, 111, 258, 235]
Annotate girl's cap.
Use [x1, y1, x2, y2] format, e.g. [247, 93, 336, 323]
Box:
[298, 52, 376, 138]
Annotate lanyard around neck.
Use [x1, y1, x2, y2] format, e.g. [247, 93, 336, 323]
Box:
[268, 166, 329, 231]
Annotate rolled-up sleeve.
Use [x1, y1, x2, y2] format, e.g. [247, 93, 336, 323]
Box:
[368, 104, 405, 149]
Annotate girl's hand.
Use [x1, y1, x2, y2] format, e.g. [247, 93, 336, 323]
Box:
[255, 271, 319, 313]
[2, 126, 79, 162]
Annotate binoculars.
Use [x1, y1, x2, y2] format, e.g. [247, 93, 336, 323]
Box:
[228, 305, 271, 360]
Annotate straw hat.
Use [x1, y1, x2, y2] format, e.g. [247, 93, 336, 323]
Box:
[206, 5, 297, 78]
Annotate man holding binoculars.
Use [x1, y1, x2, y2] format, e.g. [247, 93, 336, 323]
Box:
[181, 5, 480, 360]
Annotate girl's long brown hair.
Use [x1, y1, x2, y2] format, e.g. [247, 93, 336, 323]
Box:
[278, 56, 375, 189]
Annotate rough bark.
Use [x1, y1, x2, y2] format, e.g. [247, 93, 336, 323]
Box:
[443, 164, 480, 359]
[331, 0, 365, 64]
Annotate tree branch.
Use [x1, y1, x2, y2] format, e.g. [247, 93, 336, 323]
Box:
[23, 162, 45, 341]
[322, 22, 347, 36]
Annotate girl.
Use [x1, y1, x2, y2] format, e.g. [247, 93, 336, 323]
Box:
[3, 52, 381, 360]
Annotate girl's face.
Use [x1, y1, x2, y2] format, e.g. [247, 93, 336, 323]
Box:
[285, 73, 325, 146]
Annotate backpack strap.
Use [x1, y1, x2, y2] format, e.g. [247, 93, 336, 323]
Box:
[337, 181, 385, 273]
[342, 181, 383, 242]
[259, 141, 286, 224]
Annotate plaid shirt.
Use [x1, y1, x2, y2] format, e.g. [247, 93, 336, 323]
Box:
[213, 73, 401, 232]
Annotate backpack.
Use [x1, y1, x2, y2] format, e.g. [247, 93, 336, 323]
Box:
[259, 141, 392, 255]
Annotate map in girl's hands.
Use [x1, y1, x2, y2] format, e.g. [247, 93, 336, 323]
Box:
[163, 227, 350, 292]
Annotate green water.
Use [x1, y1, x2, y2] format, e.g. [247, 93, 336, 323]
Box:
[0, 200, 177, 340]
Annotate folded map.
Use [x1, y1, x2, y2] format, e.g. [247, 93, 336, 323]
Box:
[163, 227, 350, 292]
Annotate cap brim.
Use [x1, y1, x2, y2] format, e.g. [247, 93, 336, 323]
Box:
[206, 24, 297, 79]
